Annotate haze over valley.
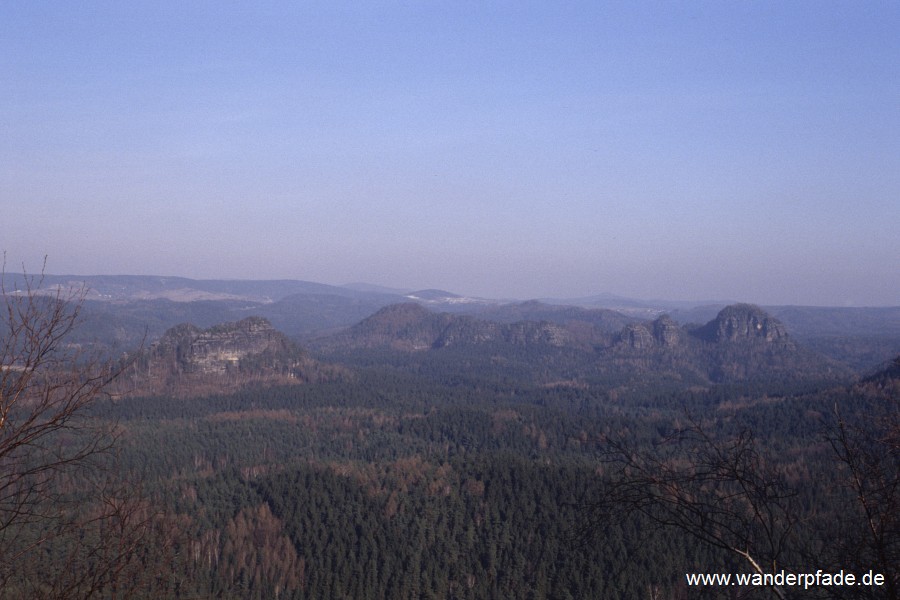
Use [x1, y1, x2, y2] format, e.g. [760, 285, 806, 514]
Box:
[0, 269, 893, 396]
[2, 3, 898, 598]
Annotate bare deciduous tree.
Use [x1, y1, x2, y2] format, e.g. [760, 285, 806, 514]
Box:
[0, 263, 167, 598]
[825, 386, 899, 600]
[587, 415, 799, 600]
[588, 384, 900, 600]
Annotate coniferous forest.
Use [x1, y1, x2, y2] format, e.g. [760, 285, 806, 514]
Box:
[1, 285, 897, 599]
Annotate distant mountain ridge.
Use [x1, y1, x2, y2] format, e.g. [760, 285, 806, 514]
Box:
[312, 302, 850, 388]
[11, 274, 376, 303]
[607, 305, 845, 384]
[5, 273, 897, 373]
[469, 300, 635, 332]
[313, 303, 591, 352]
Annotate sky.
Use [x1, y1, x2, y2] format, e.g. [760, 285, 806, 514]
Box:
[2, 2, 898, 306]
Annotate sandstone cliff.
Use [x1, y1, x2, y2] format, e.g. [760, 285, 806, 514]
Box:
[122, 317, 335, 397]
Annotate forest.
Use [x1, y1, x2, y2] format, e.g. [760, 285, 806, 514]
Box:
[0, 285, 897, 599]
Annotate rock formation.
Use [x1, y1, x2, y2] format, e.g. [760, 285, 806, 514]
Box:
[123, 317, 333, 397]
[694, 304, 789, 343]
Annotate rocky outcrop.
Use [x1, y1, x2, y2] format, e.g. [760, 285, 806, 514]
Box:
[123, 317, 334, 397]
[601, 304, 849, 385]
[616, 316, 682, 350]
[694, 304, 789, 343]
[152, 317, 298, 375]
[651, 315, 683, 347]
[619, 324, 656, 350]
[308, 302, 848, 389]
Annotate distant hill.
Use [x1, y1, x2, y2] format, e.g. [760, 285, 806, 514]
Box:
[766, 305, 900, 338]
[6, 273, 360, 303]
[860, 355, 900, 387]
[313, 303, 583, 352]
[6, 273, 897, 373]
[403, 289, 463, 302]
[36, 275, 412, 353]
[691, 303, 790, 343]
[18, 275, 495, 348]
[467, 300, 636, 333]
[117, 317, 339, 397]
[651, 304, 900, 372]
[341, 282, 412, 295]
[310, 303, 849, 390]
[764, 306, 900, 372]
[605, 305, 848, 385]
[319, 301, 636, 349]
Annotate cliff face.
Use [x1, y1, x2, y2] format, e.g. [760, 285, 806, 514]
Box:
[696, 304, 789, 343]
[619, 324, 656, 350]
[652, 315, 683, 347]
[605, 304, 849, 385]
[153, 317, 295, 375]
[307, 302, 848, 389]
[618, 316, 684, 350]
[125, 317, 333, 397]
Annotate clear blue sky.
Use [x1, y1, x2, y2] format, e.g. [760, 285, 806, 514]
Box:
[2, 1, 898, 305]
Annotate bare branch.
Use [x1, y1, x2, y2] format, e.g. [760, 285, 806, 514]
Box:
[586, 413, 797, 599]
[0, 261, 154, 598]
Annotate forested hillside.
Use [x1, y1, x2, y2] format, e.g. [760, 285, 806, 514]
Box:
[2, 287, 897, 599]
[310, 303, 852, 394]
[53, 359, 891, 599]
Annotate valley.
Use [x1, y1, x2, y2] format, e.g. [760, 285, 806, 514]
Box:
[1, 275, 898, 599]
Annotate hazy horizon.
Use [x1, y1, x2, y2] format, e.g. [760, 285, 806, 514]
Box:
[3, 3, 898, 307]
[5, 270, 896, 310]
